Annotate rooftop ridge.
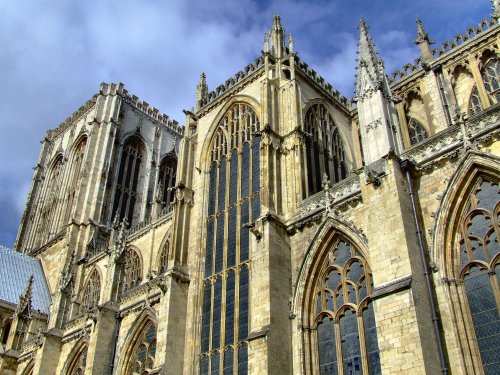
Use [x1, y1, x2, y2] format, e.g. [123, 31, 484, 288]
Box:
[389, 18, 497, 84]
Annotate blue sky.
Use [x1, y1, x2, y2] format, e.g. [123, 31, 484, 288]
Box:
[0, 0, 493, 248]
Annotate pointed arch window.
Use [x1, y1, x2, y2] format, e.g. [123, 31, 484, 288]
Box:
[67, 346, 87, 375]
[159, 239, 169, 274]
[125, 321, 157, 375]
[38, 156, 64, 244]
[457, 177, 500, 374]
[468, 85, 483, 116]
[158, 153, 177, 206]
[80, 268, 101, 313]
[304, 104, 347, 197]
[407, 117, 428, 146]
[311, 238, 381, 375]
[481, 58, 499, 104]
[200, 103, 260, 375]
[65, 136, 87, 224]
[113, 137, 145, 225]
[123, 248, 142, 293]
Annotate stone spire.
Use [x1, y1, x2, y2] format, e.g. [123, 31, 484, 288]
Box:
[268, 15, 286, 58]
[492, 0, 500, 23]
[355, 18, 386, 98]
[415, 18, 434, 62]
[196, 72, 208, 110]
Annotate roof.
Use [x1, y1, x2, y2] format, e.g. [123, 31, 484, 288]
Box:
[0, 246, 52, 314]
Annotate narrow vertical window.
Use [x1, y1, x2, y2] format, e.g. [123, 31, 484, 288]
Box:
[158, 153, 177, 206]
[80, 268, 101, 313]
[201, 103, 260, 374]
[159, 239, 169, 274]
[113, 137, 144, 225]
[468, 86, 483, 116]
[407, 117, 428, 146]
[481, 58, 499, 103]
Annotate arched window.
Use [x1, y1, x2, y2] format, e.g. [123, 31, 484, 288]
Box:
[123, 248, 142, 293]
[458, 177, 500, 374]
[304, 104, 347, 196]
[158, 153, 177, 206]
[38, 156, 64, 244]
[468, 85, 483, 116]
[481, 58, 499, 104]
[67, 346, 87, 375]
[125, 321, 157, 375]
[159, 239, 169, 274]
[312, 238, 381, 375]
[407, 117, 428, 146]
[113, 137, 145, 225]
[200, 103, 260, 375]
[80, 268, 101, 313]
[65, 136, 87, 224]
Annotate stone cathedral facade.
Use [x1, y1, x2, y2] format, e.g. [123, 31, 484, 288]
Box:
[1, 2, 500, 374]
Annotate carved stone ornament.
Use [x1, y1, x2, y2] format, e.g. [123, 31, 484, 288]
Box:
[365, 118, 382, 133]
[113, 218, 129, 258]
[59, 251, 76, 292]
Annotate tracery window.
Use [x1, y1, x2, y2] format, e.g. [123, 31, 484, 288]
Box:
[123, 248, 142, 293]
[80, 268, 101, 313]
[159, 239, 169, 274]
[38, 156, 64, 244]
[407, 117, 428, 146]
[481, 58, 500, 104]
[125, 321, 157, 375]
[64, 136, 87, 224]
[200, 103, 260, 375]
[468, 85, 483, 116]
[113, 137, 145, 225]
[158, 153, 177, 206]
[312, 238, 381, 375]
[458, 178, 500, 375]
[67, 346, 87, 375]
[304, 104, 347, 197]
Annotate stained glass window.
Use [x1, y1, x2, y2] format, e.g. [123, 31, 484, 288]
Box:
[80, 268, 101, 313]
[407, 117, 428, 146]
[469, 86, 483, 116]
[125, 321, 157, 375]
[123, 248, 142, 293]
[158, 153, 177, 205]
[112, 137, 144, 225]
[482, 58, 499, 104]
[200, 103, 260, 374]
[458, 178, 500, 374]
[313, 239, 381, 375]
[304, 104, 347, 196]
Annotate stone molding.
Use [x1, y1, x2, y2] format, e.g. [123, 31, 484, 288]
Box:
[371, 274, 413, 300]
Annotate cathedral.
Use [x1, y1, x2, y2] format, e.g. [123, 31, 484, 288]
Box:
[1, 2, 499, 374]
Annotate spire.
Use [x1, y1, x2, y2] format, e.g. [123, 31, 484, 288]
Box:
[415, 17, 434, 61]
[355, 18, 386, 98]
[196, 72, 208, 110]
[268, 15, 286, 58]
[492, 0, 500, 23]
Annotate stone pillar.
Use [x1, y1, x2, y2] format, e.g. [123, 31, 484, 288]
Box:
[32, 329, 62, 375]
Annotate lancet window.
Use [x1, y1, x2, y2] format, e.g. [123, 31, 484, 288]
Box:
[304, 104, 347, 196]
[200, 103, 260, 375]
[64, 136, 87, 224]
[38, 156, 64, 244]
[123, 248, 142, 293]
[311, 238, 381, 375]
[159, 239, 169, 274]
[407, 117, 428, 146]
[113, 137, 144, 225]
[125, 321, 157, 375]
[458, 177, 500, 374]
[80, 268, 101, 313]
[158, 153, 177, 206]
[67, 346, 87, 375]
[469, 85, 483, 116]
[481, 58, 499, 104]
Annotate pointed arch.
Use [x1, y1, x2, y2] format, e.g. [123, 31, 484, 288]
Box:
[62, 339, 88, 375]
[157, 228, 172, 274]
[158, 152, 177, 206]
[407, 117, 429, 145]
[80, 267, 101, 313]
[122, 246, 143, 293]
[63, 134, 88, 224]
[468, 85, 483, 116]
[119, 311, 158, 375]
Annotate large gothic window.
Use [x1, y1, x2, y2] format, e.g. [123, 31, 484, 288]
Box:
[80, 268, 101, 313]
[468, 85, 483, 116]
[407, 117, 428, 146]
[113, 137, 145, 225]
[304, 104, 347, 197]
[312, 238, 381, 375]
[158, 153, 177, 206]
[38, 156, 64, 244]
[458, 178, 500, 374]
[200, 103, 260, 375]
[124, 321, 157, 375]
[481, 58, 500, 104]
[123, 248, 142, 293]
[64, 136, 87, 224]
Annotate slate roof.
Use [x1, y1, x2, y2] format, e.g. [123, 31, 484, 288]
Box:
[0, 246, 52, 314]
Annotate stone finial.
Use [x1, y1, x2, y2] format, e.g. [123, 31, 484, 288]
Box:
[196, 72, 208, 110]
[288, 33, 294, 53]
[492, 0, 500, 23]
[16, 275, 34, 316]
[415, 17, 434, 61]
[264, 32, 269, 53]
[355, 18, 386, 98]
[269, 15, 286, 58]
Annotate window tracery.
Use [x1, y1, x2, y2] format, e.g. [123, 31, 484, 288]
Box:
[67, 347, 87, 375]
[38, 156, 64, 244]
[80, 268, 101, 313]
[457, 178, 500, 374]
[125, 321, 157, 375]
[200, 103, 260, 375]
[304, 104, 347, 196]
[468, 85, 483, 116]
[159, 240, 169, 274]
[64, 137, 87, 224]
[123, 248, 142, 293]
[312, 238, 381, 375]
[407, 117, 428, 146]
[158, 153, 177, 206]
[113, 137, 144, 225]
[481, 58, 500, 104]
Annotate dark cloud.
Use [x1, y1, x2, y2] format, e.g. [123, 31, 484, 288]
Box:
[0, 0, 491, 247]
